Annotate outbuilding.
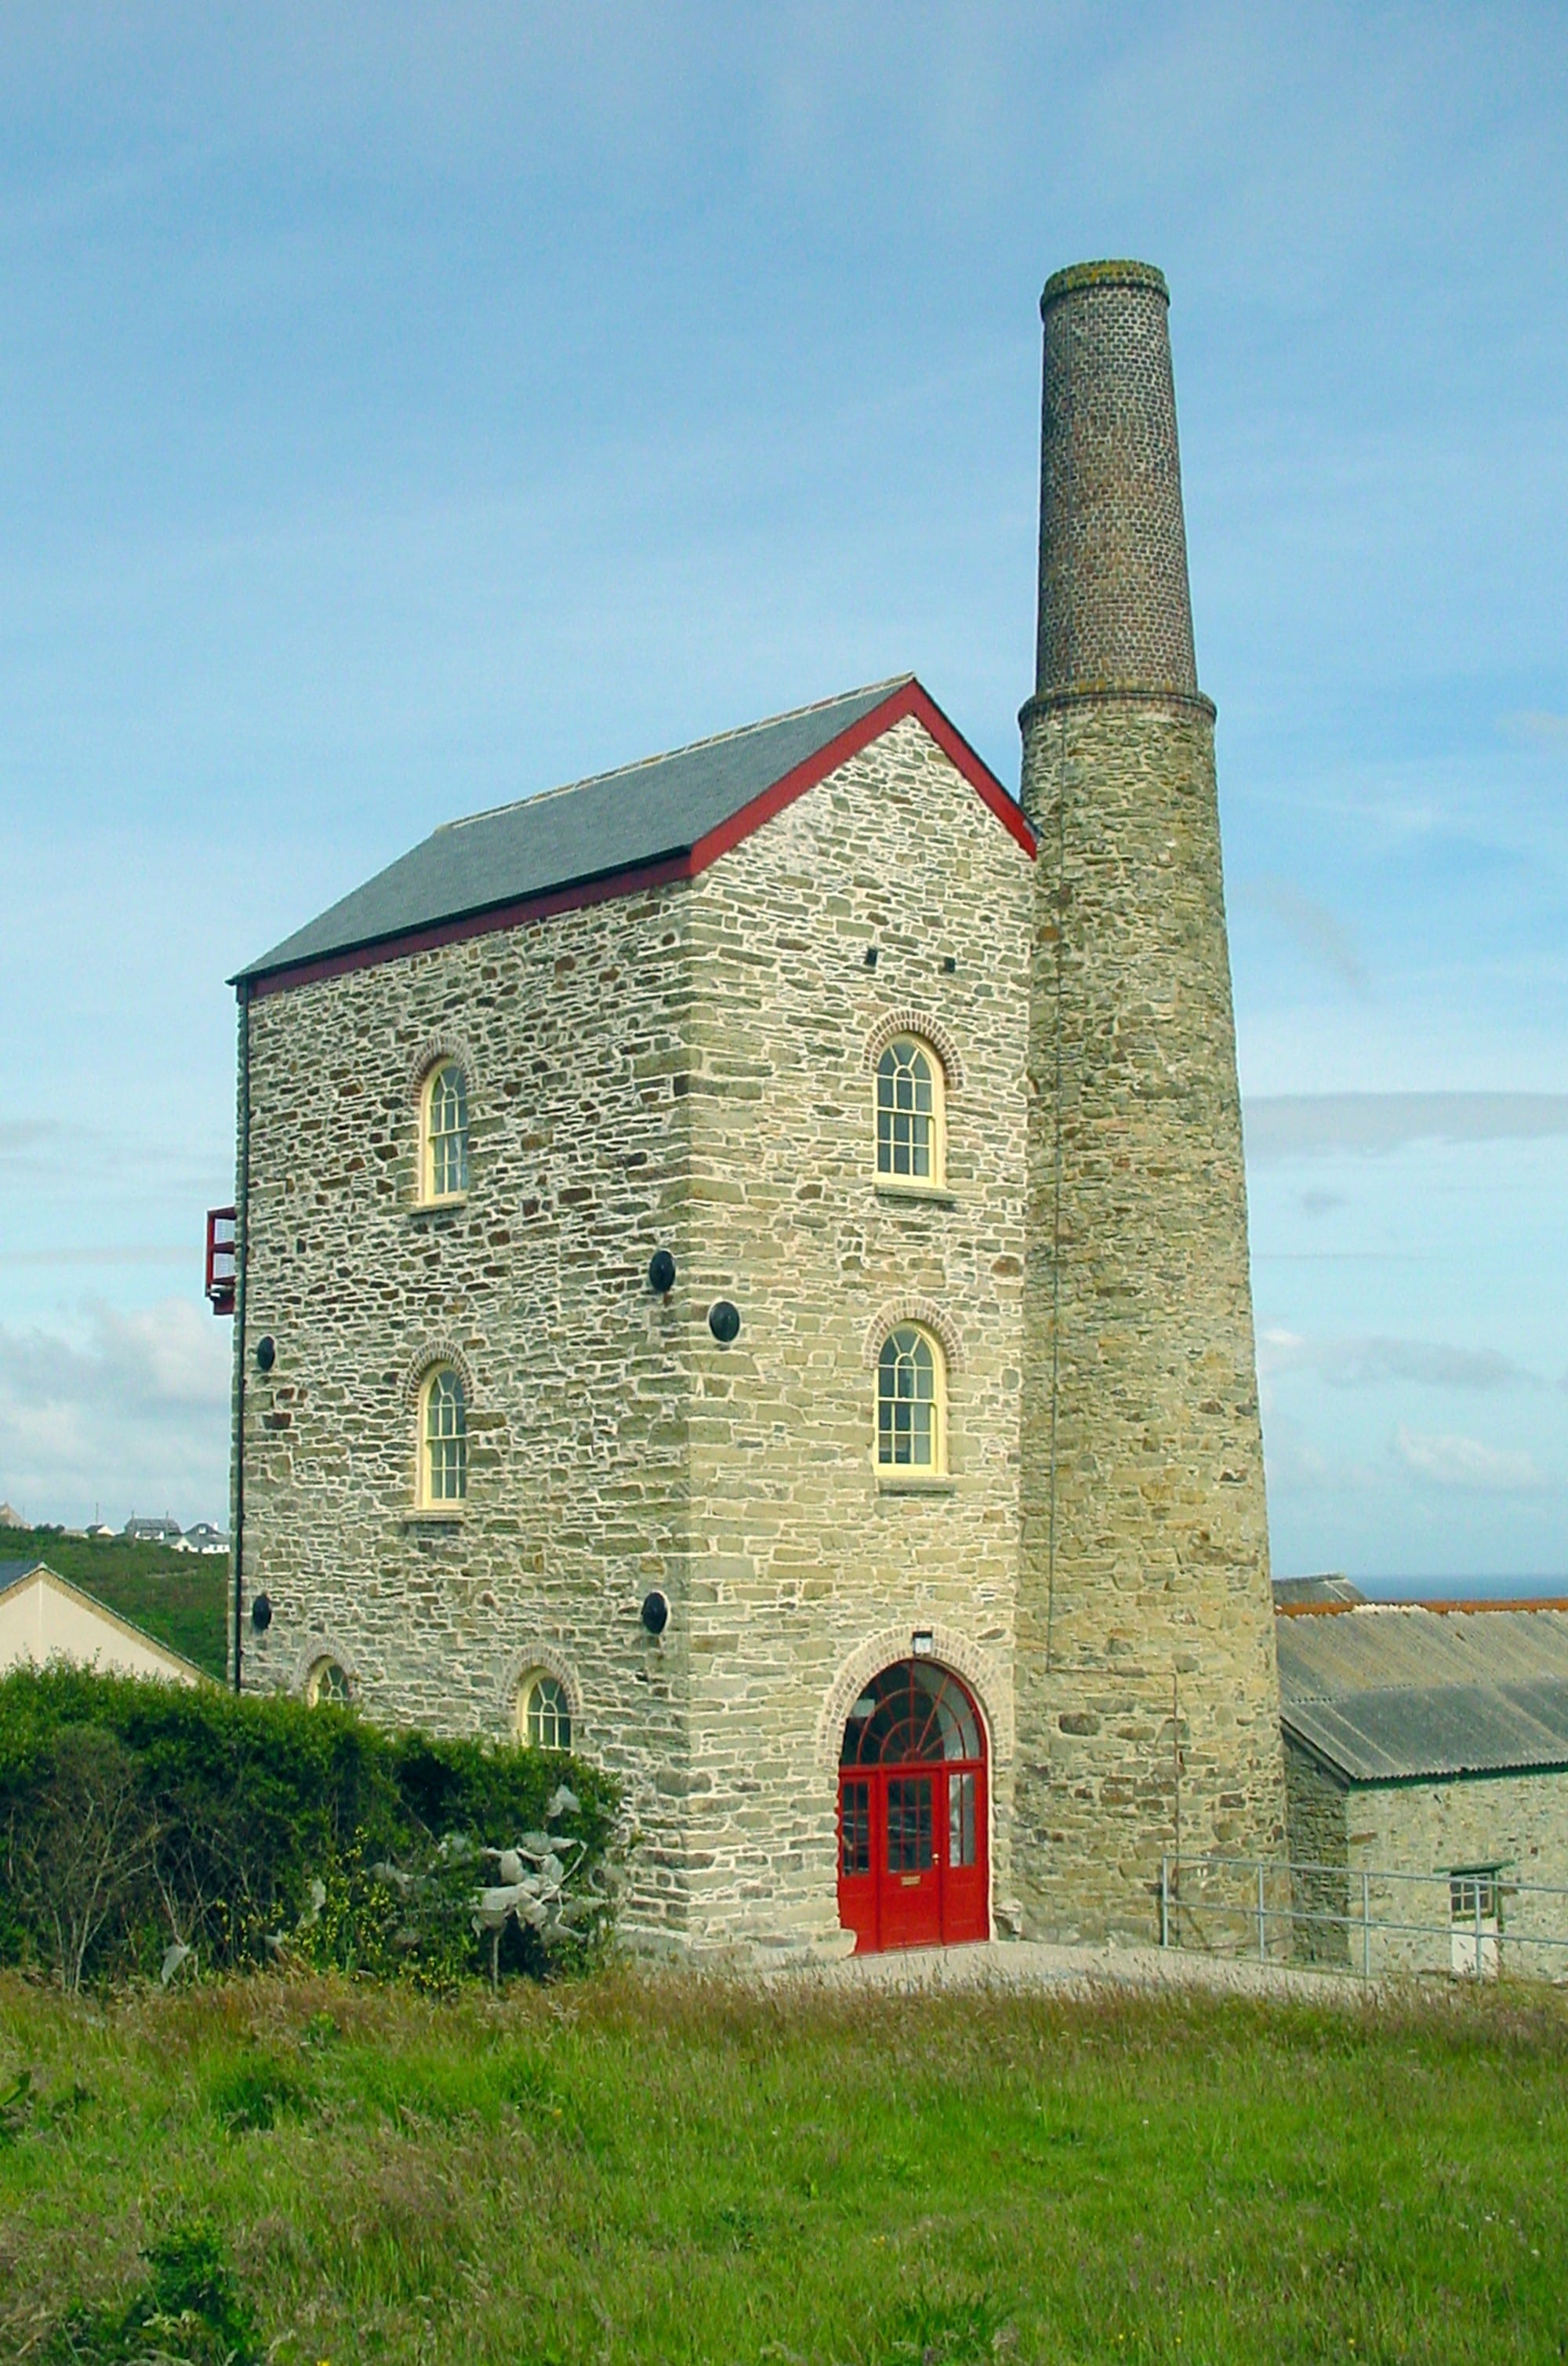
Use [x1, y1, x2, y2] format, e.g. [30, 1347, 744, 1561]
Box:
[1279, 1599, 1568, 1976]
[0, 1560, 208, 1687]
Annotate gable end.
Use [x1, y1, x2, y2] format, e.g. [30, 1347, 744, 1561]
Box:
[242, 680, 1033, 1002]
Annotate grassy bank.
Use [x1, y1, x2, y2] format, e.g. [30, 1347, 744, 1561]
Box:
[2, 1971, 1565, 2364]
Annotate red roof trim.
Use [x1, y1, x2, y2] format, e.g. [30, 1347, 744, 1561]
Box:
[1277, 1597, 1568, 1619]
[686, 678, 1036, 871]
[245, 854, 695, 1001]
[244, 679, 1033, 1001]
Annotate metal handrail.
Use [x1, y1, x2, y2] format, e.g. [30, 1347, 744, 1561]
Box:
[1158, 1852, 1568, 1980]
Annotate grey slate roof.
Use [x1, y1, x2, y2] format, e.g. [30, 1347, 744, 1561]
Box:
[0, 1558, 43, 1594]
[237, 678, 915, 985]
[1277, 1604, 1568, 1782]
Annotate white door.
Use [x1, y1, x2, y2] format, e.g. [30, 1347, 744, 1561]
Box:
[1450, 1872, 1500, 1979]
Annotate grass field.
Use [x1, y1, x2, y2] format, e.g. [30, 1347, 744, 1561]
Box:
[2, 1971, 1566, 2364]
[0, 1528, 228, 1679]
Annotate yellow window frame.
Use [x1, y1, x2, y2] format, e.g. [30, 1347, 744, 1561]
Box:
[418, 1365, 468, 1506]
[517, 1672, 572, 1751]
[876, 1322, 947, 1474]
[421, 1060, 470, 1204]
[874, 1037, 946, 1189]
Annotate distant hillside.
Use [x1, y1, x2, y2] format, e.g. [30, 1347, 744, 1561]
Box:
[0, 1528, 228, 1680]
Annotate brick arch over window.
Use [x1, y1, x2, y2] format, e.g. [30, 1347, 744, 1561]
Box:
[290, 1633, 360, 1699]
[862, 1009, 964, 1093]
[497, 1641, 584, 1743]
[862, 1298, 964, 1376]
[815, 1624, 1012, 1782]
[399, 1335, 478, 1409]
[405, 1030, 478, 1103]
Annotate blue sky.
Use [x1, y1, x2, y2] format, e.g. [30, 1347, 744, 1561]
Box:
[1, 4, 1564, 1581]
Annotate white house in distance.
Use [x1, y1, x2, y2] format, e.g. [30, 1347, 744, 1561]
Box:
[172, 1523, 228, 1556]
[0, 1559, 207, 1685]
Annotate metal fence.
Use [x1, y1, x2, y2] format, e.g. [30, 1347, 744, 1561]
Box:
[1158, 1853, 1568, 1981]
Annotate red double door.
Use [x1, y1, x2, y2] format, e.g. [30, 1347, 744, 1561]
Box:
[836, 1660, 989, 1954]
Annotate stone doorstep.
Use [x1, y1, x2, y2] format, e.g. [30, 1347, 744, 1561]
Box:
[612, 1924, 1354, 1996]
[768, 1936, 1373, 2003]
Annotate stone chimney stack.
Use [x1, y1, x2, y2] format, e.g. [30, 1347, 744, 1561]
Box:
[1014, 263, 1286, 1943]
[1033, 261, 1196, 700]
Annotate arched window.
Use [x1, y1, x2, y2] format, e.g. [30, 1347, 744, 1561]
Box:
[876, 1038, 944, 1187]
[306, 1657, 351, 1707]
[840, 1660, 982, 1767]
[517, 1672, 572, 1751]
[422, 1060, 470, 1201]
[877, 1325, 946, 1473]
[419, 1366, 467, 1504]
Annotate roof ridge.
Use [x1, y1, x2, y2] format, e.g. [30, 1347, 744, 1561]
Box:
[437, 677, 916, 835]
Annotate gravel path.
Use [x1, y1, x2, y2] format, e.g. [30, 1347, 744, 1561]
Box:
[796, 1936, 1367, 2004]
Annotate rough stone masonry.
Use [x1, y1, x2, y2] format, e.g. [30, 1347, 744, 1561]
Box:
[1014, 262, 1286, 1939]
[227, 260, 1286, 1957]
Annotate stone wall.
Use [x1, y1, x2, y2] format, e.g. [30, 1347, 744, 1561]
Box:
[1281, 1740, 1568, 1977]
[1282, 1735, 1351, 1964]
[1350, 1771, 1568, 1979]
[236, 874, 699, 1943]
[1012, 260, 1287, 1946]
[1014, 691, 1287, 1943]
[234, 714, 1034, 1956]
[676, 714, 1033, 1952]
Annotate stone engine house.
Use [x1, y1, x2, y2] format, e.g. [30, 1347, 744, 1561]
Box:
[226, 260, 1287, 1958]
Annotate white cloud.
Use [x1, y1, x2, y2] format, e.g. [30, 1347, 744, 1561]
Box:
[1394, 1425, 1545, 1493]
[1258, 1406, 1384, 1499]
[1260, 1329, 1535, 1392]
[0, 1248, 193, 1269]
[1245, 1092, 1568, 1161]
[1297, 1189, 1347, 1217]
[0, 1114, 226, 1195]
[0, 1298, 230, 1528]
[1237, 878, 1370, 997]
[1504, 711, 1568, 748]
[0, 1120, 69, 1185]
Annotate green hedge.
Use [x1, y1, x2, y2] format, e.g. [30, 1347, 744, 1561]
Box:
[0, 1666, 619, 1991]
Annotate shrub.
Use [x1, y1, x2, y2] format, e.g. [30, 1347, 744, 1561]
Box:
[43, 2223, 263, 2365]
[0, 1666, 620, 1991]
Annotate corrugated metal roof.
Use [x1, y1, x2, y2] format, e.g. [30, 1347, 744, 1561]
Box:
[236, 678, 915, 986]
[1277, 1605, 1568, 1782]
[1279, 1604, 1568, 1692]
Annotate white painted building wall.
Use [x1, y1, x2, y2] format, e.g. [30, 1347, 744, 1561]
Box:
[0, 1565, 205, 1685]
